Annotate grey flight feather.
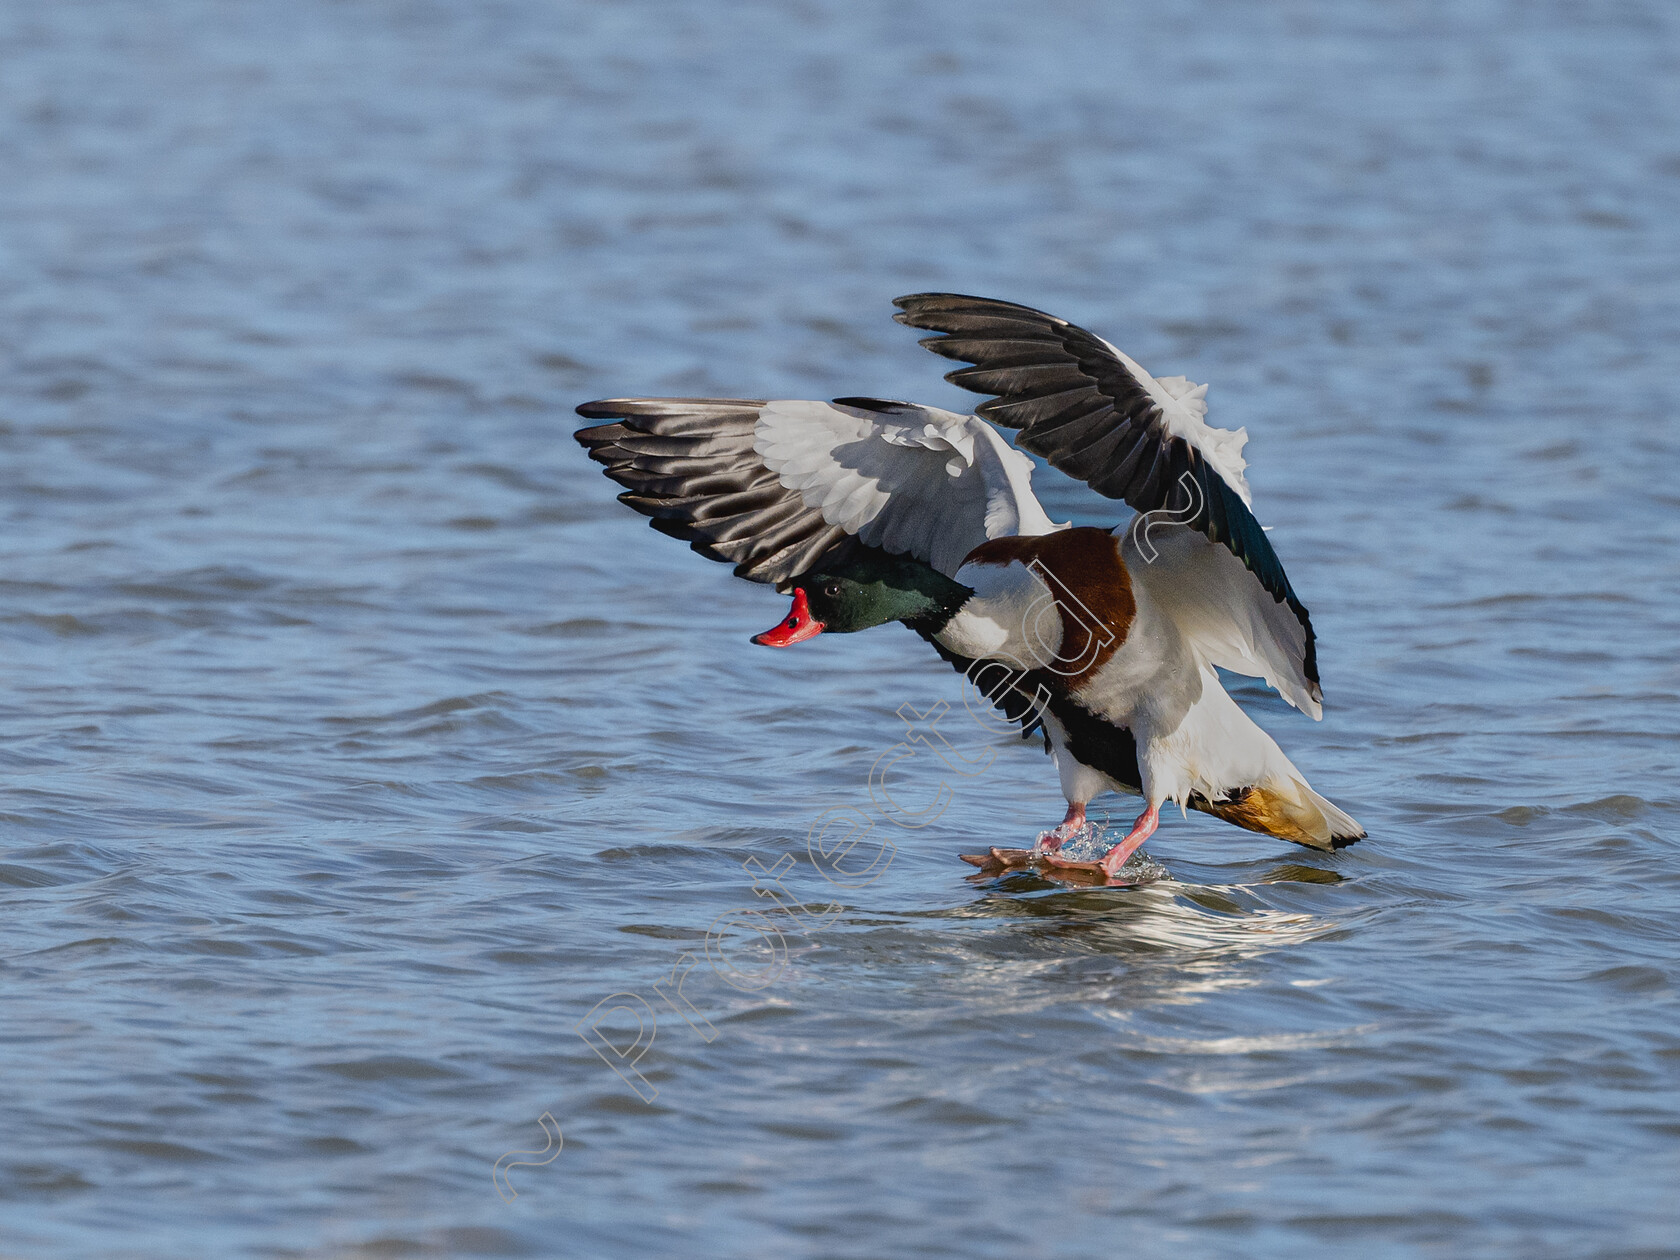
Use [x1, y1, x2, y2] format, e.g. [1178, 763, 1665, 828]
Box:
[575, 398, 851, 589]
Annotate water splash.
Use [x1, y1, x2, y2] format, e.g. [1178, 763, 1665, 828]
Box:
[1034, 821, 1169, 881]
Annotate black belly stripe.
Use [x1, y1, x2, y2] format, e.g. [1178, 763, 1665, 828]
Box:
[1048, 694, 1253, 822]
[1049, 695, 1141, 793]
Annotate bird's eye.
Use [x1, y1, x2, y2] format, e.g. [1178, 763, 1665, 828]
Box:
[822, 582, 841, 597]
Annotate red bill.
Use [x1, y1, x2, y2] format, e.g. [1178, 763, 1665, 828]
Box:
[752, 588, 825, 647]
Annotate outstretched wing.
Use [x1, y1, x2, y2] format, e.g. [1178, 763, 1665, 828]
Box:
[575, 396, 1056, 587]
[893, 292, 1320, 703]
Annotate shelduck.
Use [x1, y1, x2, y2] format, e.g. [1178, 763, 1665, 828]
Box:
[576, 294, 1363, 880]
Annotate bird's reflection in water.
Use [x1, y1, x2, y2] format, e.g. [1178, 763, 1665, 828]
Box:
[910, 852, 1350, 966]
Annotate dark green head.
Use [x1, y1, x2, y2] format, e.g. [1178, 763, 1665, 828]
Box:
[752, 550, 973, 647]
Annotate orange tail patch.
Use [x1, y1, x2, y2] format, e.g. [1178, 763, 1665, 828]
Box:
[1190, 782, 1364, 851]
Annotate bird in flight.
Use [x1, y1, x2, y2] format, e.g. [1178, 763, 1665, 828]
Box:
[576, 293, 1363, 882]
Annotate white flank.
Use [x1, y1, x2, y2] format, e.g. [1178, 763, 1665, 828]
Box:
[1140, 669, 1306, 811]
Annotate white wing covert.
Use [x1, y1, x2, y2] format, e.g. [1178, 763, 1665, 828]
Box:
[755, 398, 1056, 576]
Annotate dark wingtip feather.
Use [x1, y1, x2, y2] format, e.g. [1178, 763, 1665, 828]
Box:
[576, 397, 771, 420]
[830, 396, 915, 414]
[570, 397, 848, 588]
[893, 292, 1063, 319]
[893, 292, 979, 312]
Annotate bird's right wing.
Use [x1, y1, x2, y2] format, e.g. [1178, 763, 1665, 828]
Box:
[576, 396, 1056, 588]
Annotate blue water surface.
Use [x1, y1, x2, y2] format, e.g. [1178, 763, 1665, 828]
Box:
[1, 1, 1678, 1256]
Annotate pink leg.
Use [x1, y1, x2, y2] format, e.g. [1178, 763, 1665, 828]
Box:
[1037, 800, 1087, 853]
[1098, 804, 1159, 876]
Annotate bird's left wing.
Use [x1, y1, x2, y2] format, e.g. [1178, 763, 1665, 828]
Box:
[576, 396, 1056, 586]
[893, 291, 1321, 711]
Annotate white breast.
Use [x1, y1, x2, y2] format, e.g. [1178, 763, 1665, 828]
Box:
[938, 558, 1062, 668]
